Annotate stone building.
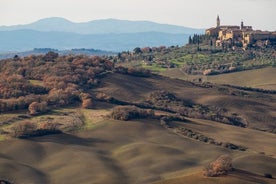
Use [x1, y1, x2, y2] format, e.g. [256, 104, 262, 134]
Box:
[206, 15, 276, 48]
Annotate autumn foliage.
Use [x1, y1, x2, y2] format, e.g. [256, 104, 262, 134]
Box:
[203, 155, 233, 177]
[28, 101, 48, 115]
[111, 106, 154, 121]
[0, 52, 114, 112]
[10, 121, 61, 138]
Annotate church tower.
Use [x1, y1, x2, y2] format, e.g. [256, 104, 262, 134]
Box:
[241, 20, 244, 29]
[216, 15, 220, 28]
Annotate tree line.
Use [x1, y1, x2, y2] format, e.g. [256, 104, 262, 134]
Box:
[0, 52, 113, 114]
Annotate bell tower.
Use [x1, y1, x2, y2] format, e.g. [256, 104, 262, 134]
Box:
[216, 15, 220, 28]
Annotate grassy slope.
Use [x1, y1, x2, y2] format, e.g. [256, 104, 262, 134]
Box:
[207, 67, 276, 90]
[0, 119, 230, 184]
[0, 119, 275, 184]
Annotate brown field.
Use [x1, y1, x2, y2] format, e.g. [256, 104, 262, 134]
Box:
[0, 117, 275, 184]
[93, 72, 276, 131]
[207, 67, 276, 90]
[161, 67, 276, 90]
[0, 71, 275, 184]
[1, 119, 275, 184]
[177, 118, 276, 157]
[153, 171, 275, 184]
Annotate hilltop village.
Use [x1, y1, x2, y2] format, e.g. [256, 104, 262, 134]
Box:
[206, 15, 276, 48]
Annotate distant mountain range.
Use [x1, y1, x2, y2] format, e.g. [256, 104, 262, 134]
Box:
[0, 17, 204, 52]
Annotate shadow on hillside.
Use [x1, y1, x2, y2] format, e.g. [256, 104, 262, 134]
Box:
[30, 133, 109, 146]
[0, 160, 50, 184]
[230, 169, 273, 184]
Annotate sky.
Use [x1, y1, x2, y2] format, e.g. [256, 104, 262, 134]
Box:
[1, 0, 276, 31]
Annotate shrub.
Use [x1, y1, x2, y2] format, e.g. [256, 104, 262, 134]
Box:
[38, 122, 60, 131]
[81, 98, 93, 109]
[10, 121, 37, 138]
[10, 121, 61, 138]
[28, 101, 48, 115]
[264, 173, 273, 179]
[80, 93, 93, 109]
[222, 142, 247, 151]
[95, 92, 113, 101]
[42, 51, 59, 61]
[149, 90, 177, 102]
[111, 106, 154, 121]
[0, 179, 12, 184]
[203, 155, 233, 177]
[127, 67, 151, 77]
[115, 66, 151, 77]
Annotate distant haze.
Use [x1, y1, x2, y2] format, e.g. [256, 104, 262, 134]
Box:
[1, 0, 276, 31]
[0, 18, 203, 34]
[0, 19, 202, 52]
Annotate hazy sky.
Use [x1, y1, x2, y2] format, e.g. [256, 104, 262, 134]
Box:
[1, 0, 275, 30]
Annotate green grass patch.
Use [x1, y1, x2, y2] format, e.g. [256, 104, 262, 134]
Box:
[29, 80, 44, 86]
[78, 108, 110, 130]
[0, 114, 17, 122]
[0, 107, 106, 135]
[170, 59, 185, 67]
[0, 134, 6, 141]
[142, 63, 167, 73]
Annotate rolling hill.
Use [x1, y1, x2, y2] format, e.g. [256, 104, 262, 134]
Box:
[0, 50, 275, 184]
[0, 71, 275, 183]
[207, 67, 276, 90]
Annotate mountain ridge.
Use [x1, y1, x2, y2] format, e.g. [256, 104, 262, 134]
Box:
[0, 17, 204, 52]
[0, 17, 204, 34]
